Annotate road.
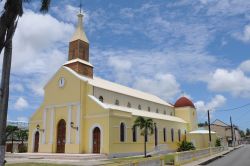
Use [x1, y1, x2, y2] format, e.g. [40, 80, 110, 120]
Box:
[207, 145, 250, 166]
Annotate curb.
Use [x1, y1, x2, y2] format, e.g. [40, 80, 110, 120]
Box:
[198, 146, 243, 165]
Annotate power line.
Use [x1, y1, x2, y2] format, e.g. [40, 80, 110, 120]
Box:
[214, 102, 250, 112]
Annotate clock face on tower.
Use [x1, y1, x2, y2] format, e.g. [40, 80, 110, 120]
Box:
[58, 77, 65, 88]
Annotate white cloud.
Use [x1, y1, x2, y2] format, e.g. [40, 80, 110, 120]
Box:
[239, 60, 250, 73]
[108, 56, 132, 71]
[10, 83, 24, 93]
[234, 25, 250, 43]
[14, 97, 29, 110]
[17, 117, 28, 122]
[8, 10, 75, 96]
[195, 95, 226, 120]
[208, 69, 250, 97]
[133, 73, 181, 100]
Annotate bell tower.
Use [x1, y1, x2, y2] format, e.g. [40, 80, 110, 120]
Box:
[64, 12, 93, 78]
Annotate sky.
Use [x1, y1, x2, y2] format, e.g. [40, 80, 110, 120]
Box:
[2, 0, 250, 131]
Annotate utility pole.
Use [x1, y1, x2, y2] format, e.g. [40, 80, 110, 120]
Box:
[208, 110, 212, 144]
[230, 116, 234, 147]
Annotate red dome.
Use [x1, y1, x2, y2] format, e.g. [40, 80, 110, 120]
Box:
[174, 97, 195, 108]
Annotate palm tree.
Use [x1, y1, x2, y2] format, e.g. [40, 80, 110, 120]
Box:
[133, 116, 154, 158]
[0, 1, 51, 165]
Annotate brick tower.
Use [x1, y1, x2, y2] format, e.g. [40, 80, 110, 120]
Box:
[64, 12, 93, 78]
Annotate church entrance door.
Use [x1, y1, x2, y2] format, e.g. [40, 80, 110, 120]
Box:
[93, 127, 100, 153]
[56, 119, 66, 153]
[34, 131, 39, 152]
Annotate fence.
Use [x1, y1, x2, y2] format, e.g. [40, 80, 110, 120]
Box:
[174, 146, 228, 165]
[107, 146, 228, 166]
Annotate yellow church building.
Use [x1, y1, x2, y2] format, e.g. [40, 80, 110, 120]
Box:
[28, 12, 211, 157]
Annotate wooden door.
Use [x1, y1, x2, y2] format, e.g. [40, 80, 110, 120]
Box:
[93, 127, 100, 153]
[34, 131, 39, 152]
[56, 119, 66, 153]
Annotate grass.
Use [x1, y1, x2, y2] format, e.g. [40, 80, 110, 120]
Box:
[6, 163, 71, 166]
[163, 154, 174, 164]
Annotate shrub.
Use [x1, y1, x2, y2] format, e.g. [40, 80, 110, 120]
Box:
[215, 138, 221, 147]
[177, 141, 195, 152]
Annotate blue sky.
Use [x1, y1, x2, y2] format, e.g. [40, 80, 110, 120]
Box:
[3, 0, 250, 131]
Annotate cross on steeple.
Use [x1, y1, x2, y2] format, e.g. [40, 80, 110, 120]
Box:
[79, 0, 82, 13]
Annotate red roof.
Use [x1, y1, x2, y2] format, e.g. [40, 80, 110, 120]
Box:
[174, 97, 195, 108]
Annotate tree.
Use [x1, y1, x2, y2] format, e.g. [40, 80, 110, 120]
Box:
[215, 138, 221, 147]
[198, 121, 208, 127]
[5, 125, 18, 153]
[239, 130, 245, 138]
[133, 116, 154, 158]
[246, 128, 250, 136]
[0, 1, 51, 165]
[16, 129, 28, 144]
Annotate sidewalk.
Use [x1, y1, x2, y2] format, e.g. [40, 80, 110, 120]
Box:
[182, 146, 241, 166]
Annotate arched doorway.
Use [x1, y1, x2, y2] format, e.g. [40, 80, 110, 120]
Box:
[92, 127, 101, 153]
[34, 131, 39, 152]
[56, 119, 66, 153]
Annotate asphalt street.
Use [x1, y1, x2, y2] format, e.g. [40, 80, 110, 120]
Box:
[206, 145, 250, 166]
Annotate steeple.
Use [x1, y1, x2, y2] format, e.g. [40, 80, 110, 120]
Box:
[70, 13, 89, 43]
[64, 12, 93, 78]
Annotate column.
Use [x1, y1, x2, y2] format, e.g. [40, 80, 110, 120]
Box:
[49, 108, 55, 144]
[67, 105, 72, 144]
[42, 109, 47, 144]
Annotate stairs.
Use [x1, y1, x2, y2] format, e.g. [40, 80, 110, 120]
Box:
[6, 153, 108, 161]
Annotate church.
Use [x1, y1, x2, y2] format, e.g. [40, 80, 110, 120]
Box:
[28, 12, 208, 157]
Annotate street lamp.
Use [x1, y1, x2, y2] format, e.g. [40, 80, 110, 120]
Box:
[36, 124, 44, 132]
[70, 122, 78, 131]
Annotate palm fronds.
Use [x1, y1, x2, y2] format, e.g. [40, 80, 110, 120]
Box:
[40, 0, 51, 13]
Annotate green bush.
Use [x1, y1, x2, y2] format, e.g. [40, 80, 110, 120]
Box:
[177, 141, 195, 152]
[215, 138, 221, 147]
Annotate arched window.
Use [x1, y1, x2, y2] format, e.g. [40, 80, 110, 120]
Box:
[163, 128, 166, 142]
[127, 102, 131, 108]
[148, 107, 150, 112]
[138, 105, 141, 110]
[178, 129, 181, 142]
[120, 123, 125, 142]
[115, 99, 119, 106]
[156, 109, 159, 113]
[154, 123, 158, 146]
[99, 96, 104, 103]
[164, 110, 166, 115]
[171, 128, 174, 142]
[132, 126, 137, 142]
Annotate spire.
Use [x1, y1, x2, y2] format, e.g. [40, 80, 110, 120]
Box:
[70, 12, 89, 43]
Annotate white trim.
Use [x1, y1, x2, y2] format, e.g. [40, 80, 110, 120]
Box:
[64, 58, 93, 67]
[84, 114, 109, 119]
[89, 124, 103, 153]
[67, 105, 72, 144]
[42, 109, 47, 144]
[49, 108, 55, 144]
[76, 104, 80, 144]
[45, 102, 80, 109]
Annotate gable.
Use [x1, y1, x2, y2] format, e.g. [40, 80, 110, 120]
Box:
[212, 119, 229, 127]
